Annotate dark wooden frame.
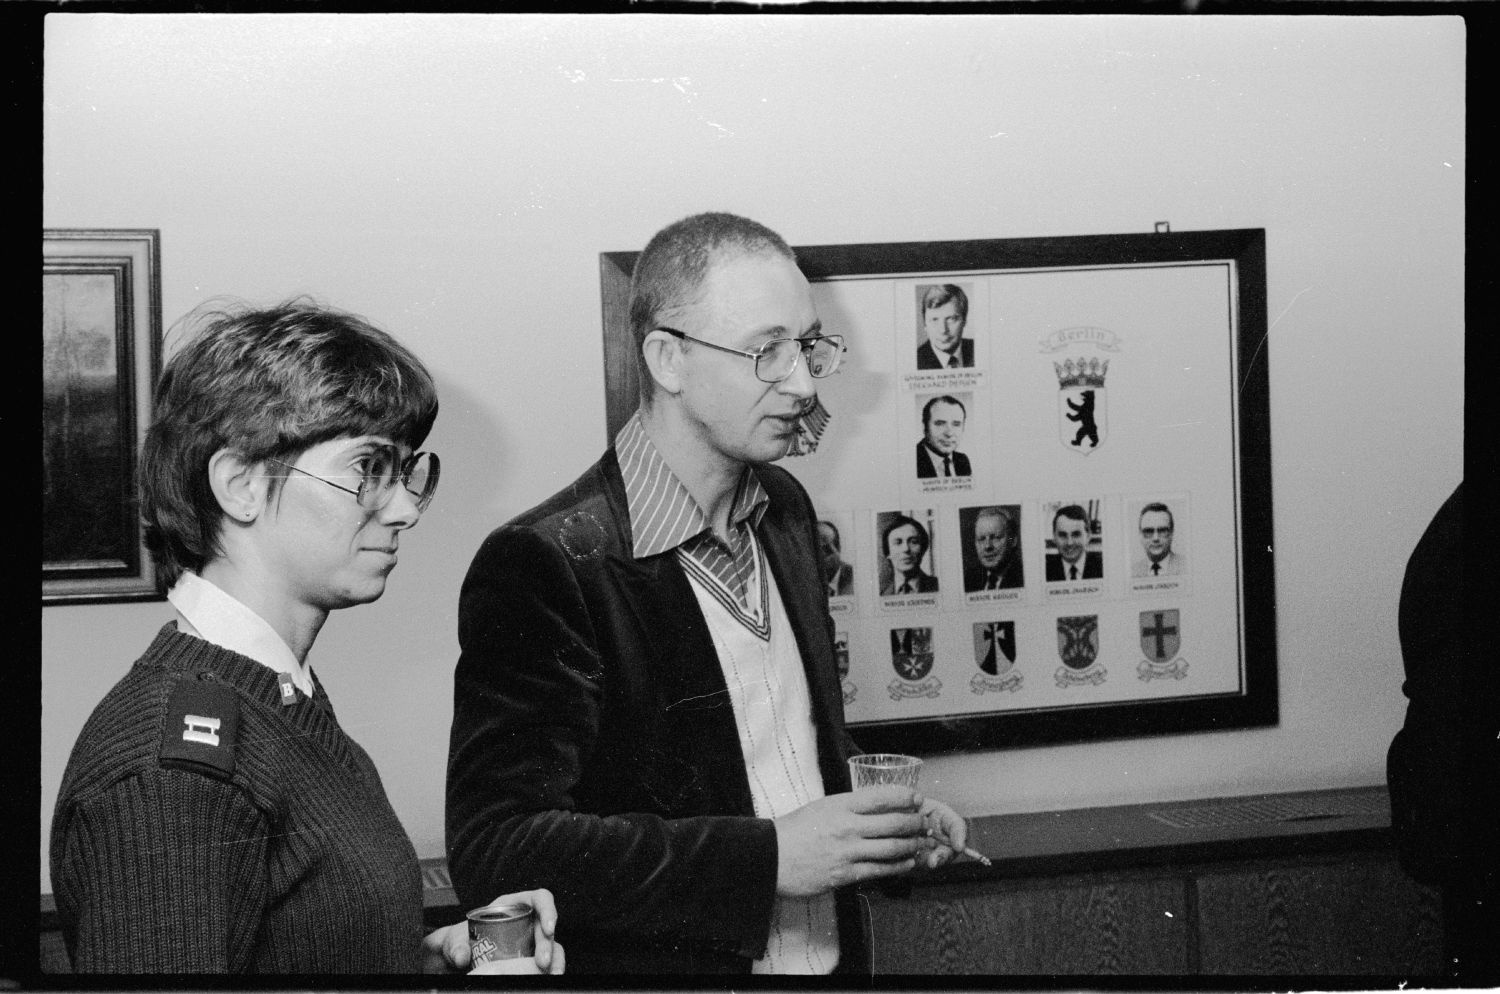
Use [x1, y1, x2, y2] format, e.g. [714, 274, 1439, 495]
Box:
[43, 229, 163, 605]
[600, 229, 1275, 752]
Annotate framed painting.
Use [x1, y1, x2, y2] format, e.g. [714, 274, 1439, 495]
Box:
[600, 229, 1275, 752]
[43, 229, 163, 605]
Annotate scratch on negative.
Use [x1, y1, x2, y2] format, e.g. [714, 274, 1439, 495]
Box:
[605, 76, 695, 97]
[137, 826, 316, 855]
[241, 725, 344, 745]
[858, 890, 875, 978]
[663, 689, 729, 710]
[137, 812, 419, 855]
[1241, 285, 1310, 393]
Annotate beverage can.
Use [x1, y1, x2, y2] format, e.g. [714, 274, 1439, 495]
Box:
[466, 900, 535, 965]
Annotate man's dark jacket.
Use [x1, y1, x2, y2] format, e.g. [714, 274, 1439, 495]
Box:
[446, 449, 867, 975]
[1386, 482, 1498, 980]
[1044, 550, 1103, 581]
[915, 443, 972, 479]
[916, 338, 974, 370]
[964, 555, 1024, 592]
[880, 570, 938, 596]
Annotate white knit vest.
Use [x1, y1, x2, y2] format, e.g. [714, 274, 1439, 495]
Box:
[683, 557, 839, 975]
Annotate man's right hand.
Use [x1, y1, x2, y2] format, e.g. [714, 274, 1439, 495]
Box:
[773, 786, 935, 897]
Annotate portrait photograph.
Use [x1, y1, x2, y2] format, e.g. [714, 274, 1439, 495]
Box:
[1043, 498, 1104, 583]
[913, 281, 976, 371]
[815, 511, 856, 600]
[875, 508, 939, 597]
[959, 504, 1024, 593]
[914, 391, 974, 481]
[1128, 495, 1190, 580]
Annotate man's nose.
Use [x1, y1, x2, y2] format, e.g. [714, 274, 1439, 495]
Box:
[778, 353, 816, 399]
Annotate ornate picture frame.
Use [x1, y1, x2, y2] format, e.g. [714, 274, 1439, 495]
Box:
[43, 229, 163, 605]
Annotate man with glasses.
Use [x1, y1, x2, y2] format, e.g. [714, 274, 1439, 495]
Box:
[447, 212, 969, 975]
[1132, 502, 1184, 578]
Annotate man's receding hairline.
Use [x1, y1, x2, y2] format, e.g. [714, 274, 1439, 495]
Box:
[976, 507, 1008, 528]
[677, 243, 797, 318]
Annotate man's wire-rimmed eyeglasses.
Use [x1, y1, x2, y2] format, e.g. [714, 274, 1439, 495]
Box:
[656, 327, 846, 383]
[265, 447, 441, 514]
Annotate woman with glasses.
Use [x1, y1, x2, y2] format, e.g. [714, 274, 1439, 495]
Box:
[49, 299, 563, 975]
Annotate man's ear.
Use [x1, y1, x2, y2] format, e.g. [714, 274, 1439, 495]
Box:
[208, 448, 267, 523]
[641, 329, 685, 397]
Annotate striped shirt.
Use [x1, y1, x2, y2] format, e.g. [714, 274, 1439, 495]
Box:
[616, 413, 771, 639]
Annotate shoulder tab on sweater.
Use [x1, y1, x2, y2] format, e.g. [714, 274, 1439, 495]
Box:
[159, 675, 239, 781]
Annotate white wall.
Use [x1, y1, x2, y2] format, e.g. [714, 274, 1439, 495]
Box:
[41, 13, 1464, 891]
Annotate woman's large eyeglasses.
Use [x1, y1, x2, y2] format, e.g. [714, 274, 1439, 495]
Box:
[265, 447, 441, 513]
[656, 327, 846, 383]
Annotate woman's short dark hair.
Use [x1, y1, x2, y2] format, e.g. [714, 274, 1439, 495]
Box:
[140, 297, 439, 588]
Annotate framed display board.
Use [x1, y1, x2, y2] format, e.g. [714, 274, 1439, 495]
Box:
[600, 229, 1275, 753]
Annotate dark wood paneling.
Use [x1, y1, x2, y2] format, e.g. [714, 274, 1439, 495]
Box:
[866, 874, 1189, 975]
[1195, 854, 1444, 975]
[39, 927, 70, 974]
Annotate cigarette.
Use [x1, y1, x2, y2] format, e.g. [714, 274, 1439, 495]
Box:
[926, 823, 993, 866]
[960, 846, 993, 867]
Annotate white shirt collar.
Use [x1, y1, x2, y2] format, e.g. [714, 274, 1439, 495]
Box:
[167, 571, 315, 697]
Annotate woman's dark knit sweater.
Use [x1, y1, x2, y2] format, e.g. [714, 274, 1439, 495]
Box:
[50, 624, 423, 973]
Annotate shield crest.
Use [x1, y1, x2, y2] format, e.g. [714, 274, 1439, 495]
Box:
[975, 621, 1016, 676]
[1054, 356, 1109, 454]
[890, 627, 933, 681]
[1056, 615, 1099, 671]
[1139, 610, 1180, 662]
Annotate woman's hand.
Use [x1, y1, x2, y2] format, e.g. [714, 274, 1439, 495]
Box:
[421, 920, 471, 974]
[421, 888, 564, 975]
